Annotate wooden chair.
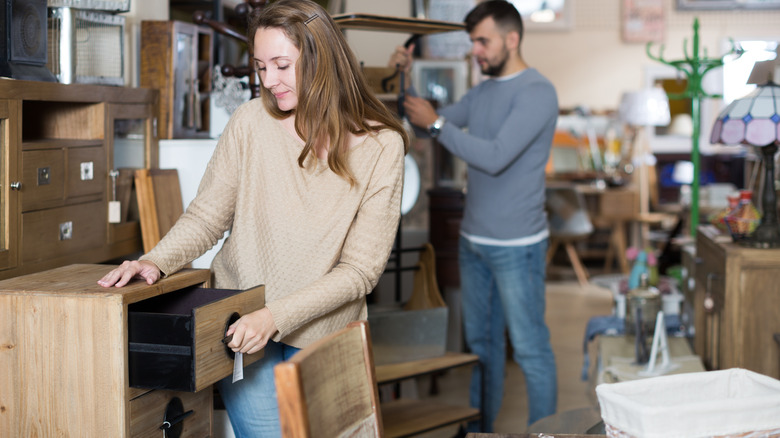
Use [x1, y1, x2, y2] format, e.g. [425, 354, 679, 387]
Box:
[546, 185, 595, 287]
[274, 320, 383, 438]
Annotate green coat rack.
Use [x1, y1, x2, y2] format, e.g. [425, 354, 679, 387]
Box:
[646, 18, 738, 236]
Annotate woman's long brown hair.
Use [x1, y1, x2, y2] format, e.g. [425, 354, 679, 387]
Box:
[248, 0, 410, 186]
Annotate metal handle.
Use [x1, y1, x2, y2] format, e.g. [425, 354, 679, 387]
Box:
[160, 397, 193, 438]
[704, 272, 720, 313]
[10, 181, 21, 190]
[160, 410, 194, 431]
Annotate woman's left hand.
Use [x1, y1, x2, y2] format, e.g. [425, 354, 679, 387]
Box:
[225, 308, 278, 355]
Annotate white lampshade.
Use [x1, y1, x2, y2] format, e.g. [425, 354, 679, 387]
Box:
[672, 160, 695, 185]
[619, 87, 672, 127]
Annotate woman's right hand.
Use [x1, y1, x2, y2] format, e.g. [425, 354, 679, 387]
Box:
[97, 260, 161, 288]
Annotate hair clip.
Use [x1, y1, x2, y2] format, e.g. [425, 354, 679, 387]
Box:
[304, 13, 319, 25]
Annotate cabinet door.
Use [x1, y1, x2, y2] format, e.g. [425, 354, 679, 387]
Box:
[0, 100, 19, 271]
[171, 22, 212, 139]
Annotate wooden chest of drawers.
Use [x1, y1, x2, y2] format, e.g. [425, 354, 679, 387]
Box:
[0, 264, 265, 437]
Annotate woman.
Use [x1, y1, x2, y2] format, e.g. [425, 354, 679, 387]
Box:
[98, 0, 408, 435]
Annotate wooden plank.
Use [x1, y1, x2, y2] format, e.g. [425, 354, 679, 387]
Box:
[135, 168, 184, 253]
[0, 293, 127, 437]
[375, 352, 478, 385]
[381, 399, 480, 438]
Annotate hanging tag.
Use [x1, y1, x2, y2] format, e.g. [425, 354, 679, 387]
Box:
[232, 352, 244, 383]
[108, 169, 121, 223]
[108, 201, 121, 223]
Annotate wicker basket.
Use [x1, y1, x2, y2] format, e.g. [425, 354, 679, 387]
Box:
[596, 368, 780, 438]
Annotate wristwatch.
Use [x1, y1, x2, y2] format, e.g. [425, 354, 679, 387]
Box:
[428, 115, 446, 138]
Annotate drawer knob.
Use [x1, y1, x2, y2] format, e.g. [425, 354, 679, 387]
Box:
[160, 397, 194, 438]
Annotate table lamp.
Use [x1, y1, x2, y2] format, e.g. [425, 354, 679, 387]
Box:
[710, 81, 780, 248]
[619, 87, 671, 243]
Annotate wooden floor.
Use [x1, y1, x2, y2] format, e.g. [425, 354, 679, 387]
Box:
[412, 277, 613, 437]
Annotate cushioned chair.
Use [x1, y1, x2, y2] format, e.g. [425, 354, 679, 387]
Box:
[274, 320, 383, 438]
[546, 186, 595, 287]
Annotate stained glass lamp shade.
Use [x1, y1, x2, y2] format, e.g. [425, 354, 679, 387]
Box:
[710, 82, 780, 248]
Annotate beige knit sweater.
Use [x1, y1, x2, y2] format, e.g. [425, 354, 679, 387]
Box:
[141, 99, 404, 348]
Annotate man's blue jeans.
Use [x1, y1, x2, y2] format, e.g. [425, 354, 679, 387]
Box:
[217, 340, 301, 438]
[459, 236, 557, 431]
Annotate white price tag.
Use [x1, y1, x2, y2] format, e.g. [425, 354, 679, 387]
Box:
[232, 352, 244, 383]
[108, 201, 121, 223]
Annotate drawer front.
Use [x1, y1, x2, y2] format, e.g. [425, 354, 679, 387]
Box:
[22, 149, 65, 210]
[128, 285, 266, 392]
[21, 201, 107, 263]
[193, 284, 265, 391]
[67, 146, 106, 198]
[130, 388, 212, 438]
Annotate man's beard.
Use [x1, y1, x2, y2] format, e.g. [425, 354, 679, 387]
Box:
[480, 48, 509, 77]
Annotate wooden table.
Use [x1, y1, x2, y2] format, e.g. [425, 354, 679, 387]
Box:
[569, 183, 638, 274]
[597, 335, 704, 384]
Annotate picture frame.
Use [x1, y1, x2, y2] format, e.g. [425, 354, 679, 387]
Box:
[622, 0, 665, 43]
[677, 0, 780, 10]
[412, 59, 469, 106]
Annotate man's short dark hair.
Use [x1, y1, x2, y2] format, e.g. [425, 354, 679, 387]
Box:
[465, 0, 524, 41]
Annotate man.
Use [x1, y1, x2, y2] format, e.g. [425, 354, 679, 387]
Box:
[388, 0, 558, 431]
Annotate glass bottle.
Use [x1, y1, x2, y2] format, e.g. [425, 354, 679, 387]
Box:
[709, 192, 740, 233]
[725, 189, 761, 242]
[625, 272, 661, 337]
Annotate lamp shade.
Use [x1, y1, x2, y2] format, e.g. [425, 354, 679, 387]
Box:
[710, 81, 780, 147]
[619, 87, 671, 126]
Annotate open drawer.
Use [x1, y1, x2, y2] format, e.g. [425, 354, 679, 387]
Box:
[128, 284, 265, 392]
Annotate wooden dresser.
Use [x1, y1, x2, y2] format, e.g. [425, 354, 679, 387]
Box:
[0, 264, 265, 437]
[0, 80, 158, 280]
[693, 226, 780, 378]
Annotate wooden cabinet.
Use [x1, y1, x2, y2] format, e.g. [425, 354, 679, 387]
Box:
[377, 353, 481, 437]
[0, 264, 265, 437]
[427, 186, 465, 290]
[0, 80, 157, 280]
[693, 226, 780, 378]
[141, 20, 214, 140]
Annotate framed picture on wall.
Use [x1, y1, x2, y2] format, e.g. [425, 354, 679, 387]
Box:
[622, 0, 665, 43]
[677, 0, 780, 9]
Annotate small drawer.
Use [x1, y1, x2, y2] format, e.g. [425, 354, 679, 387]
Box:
[22, 149, 65, 210]
[129, 388, 212, 438]
[21, 201, 107, 263]
[128, 284, 265, 392]
[67, 146, 106, 198]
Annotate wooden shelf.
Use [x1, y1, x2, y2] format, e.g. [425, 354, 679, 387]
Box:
[376, 352, 478, 384]
[333, 13, 464, 34]
[381, 399, 480, 438]
[376, 352, 481, 437]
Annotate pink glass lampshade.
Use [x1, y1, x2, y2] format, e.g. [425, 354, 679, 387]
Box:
[710, 82, 780, 147]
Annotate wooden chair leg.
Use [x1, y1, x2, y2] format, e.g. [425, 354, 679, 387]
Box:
[564, 242, 589, 288]
[547, 238, 560, 265]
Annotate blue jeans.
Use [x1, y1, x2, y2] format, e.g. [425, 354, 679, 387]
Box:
[459, 236, 557, 431]
[217, 341, 301, 438]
